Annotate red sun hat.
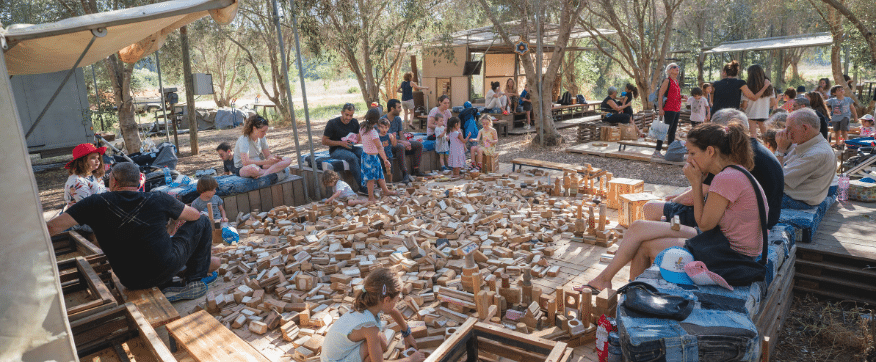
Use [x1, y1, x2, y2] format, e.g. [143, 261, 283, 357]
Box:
[65, 143, 107, 169]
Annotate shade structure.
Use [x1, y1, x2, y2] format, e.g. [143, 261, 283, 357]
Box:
[703, 33, 833, 54]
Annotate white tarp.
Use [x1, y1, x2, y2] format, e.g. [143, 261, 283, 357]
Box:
[0, 1, 237, 360]
[3, 0, 236, 75]
[703, 32, 833, 54]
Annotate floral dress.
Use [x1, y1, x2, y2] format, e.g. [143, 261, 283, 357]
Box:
[448, 130, 466, 168]
[64, 174, 106, 210]
[479, 127, 498, 156]
[359, 129, 385, 185]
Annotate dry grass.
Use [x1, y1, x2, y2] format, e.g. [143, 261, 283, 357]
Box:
[776, 293, 875, 362]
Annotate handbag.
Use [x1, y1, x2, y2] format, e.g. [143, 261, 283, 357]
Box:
[618, 281, 694, 321]
[663, 140, 687, 162]
[647, 116, 669, 141]
[684, 165, 768, 286]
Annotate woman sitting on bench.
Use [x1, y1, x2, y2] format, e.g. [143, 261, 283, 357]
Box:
[234, 115, 291, 179]
[581, 123, 766, 292]
[601, 87, 642, 137]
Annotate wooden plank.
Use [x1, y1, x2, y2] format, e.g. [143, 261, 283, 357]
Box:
[115, 273, 180, 328]
[282, 180, 295, 206]
[544, 342, 569, 362]
[248, 190, 260, 212]
[271, 184, 284, 207]
[124, 303, 177, 362]
[477, 339, 547, 362]
[423, 318, 477, 362]
[70, 231, 103, 255]
[223, 195, 238, 220]
[166, 310, 271, 362]
[236, 192, 250, 215]
[76, 257, 115, 305]
[473, 321, 557, 350]
[293, 178, 306, 205]
[259, 187, 272, 211]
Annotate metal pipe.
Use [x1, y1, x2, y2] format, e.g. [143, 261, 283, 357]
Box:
[289, 0, 322, 200]
[536, 0, 544, 145]
[270, 0, 312, 200]
[26, 29, 104, 138]
[91, 64, 105, 132]
[155, 52, 171, 146]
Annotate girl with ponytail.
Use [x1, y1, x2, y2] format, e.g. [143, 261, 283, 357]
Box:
[581, 122, 767, 292]
[322, 268, 424, 362]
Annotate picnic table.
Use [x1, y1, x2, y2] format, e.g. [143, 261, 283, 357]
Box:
[551, 103, 600, 121]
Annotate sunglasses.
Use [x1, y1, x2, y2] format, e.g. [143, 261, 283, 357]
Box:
[255, 117, 269, 126]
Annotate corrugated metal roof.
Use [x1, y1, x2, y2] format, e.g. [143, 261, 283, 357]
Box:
[703, 33, 833, 54]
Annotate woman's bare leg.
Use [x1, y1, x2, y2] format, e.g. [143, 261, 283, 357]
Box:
[629, 237, 687, 279]
[587, 220, 697, 290]
[238, 165, 263, 178]
[643, 201, 667, 221]
[263, 157, 291, 175]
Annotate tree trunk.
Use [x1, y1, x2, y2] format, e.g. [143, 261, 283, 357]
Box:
[820, 0, 876, 65]
[181, 26, 199, 155]
[104, 55, 140, 154]
[828, 6, 861, 106]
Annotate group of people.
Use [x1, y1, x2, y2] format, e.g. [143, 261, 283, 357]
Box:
[581, 59, 847, 293]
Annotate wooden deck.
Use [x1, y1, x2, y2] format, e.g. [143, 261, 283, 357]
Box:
[566, 141, 686, 166]
[795, 199, 876, 305]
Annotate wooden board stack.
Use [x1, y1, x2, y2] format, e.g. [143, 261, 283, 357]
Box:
[197, 172, 636, 361]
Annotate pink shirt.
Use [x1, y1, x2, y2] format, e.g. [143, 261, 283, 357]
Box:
[360, 129, 380, 154]
[427, 107, 452, 136]
[708, 167, 768, 258]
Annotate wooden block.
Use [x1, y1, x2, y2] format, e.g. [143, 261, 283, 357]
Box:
[607, 178, 644, 209]
[618, 193, 661, 227]
[249, 320, 268, 335]
[282, 321, 300, 341]
[303, 334, 324, 353]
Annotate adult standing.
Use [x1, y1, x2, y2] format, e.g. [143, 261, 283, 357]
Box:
[741, 64, 776, 137]
[600, 87, 642, 136]
[654, 63, 684, 158]
[397, 72, 428, 131]
[711, 60, 773, 115]
[427, 95, 452, 140]
[63, 143, 107, 210]
[46, 162, 220, 301]
[774, 108, 836, 208]
[323, 103, 364, 188]
[382, 99, 426, 183]
[505, 78, 519, 113]
[234, 115, 292, 179]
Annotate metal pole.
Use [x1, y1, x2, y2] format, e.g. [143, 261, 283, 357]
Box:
[91, 64, 105, 132]
[289, 0, 322, 200]
[536, 1, 544, 145]
[155, 52, 172, 146]
[26, 29, 105, 138]
[270, 0, 313, 200]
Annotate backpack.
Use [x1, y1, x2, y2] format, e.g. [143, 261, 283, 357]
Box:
[577, 95, 587, 104]
[459, 108, 481, 139]
[558, 91, 572, 105]
[648, 78, 668, 106]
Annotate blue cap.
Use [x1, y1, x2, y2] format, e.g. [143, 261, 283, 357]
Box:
[654, 247, 695, 285]
[464, 101, 472, 109]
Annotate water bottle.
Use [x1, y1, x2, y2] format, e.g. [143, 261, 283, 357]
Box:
[163, 166, 172, 187]
[838, 173, 849, 201]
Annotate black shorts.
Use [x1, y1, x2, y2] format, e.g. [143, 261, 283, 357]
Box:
[522, 102, 532, 111]
[663, 202, 697, 228]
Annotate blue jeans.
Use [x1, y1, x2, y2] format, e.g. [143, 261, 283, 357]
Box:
[330, 147, 364, 187]
[781, 193, 814, 210]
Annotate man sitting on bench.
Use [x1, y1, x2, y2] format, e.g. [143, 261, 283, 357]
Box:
[382, 99, 426, 182]
[46, 162, 220, 302]
[323, 103, 364, 188]
[774, 108, 836, 209]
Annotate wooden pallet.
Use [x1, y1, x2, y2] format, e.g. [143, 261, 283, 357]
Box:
[111, 273, 181, 328]
[425, 318, 573, 362]
[166, 310, 271, 362]
[221, 175, 308, 217]
[755, 249, 797, 362]
[61, 257, 118, 322]
[73, 303, 176, 361]
[52, 230, 102, 262]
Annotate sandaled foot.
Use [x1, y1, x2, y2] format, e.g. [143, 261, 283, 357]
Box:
[573, 283, 603, 293]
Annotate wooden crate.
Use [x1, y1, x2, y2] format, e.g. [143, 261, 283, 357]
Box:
[52, 230, 102, 262]
[607, 178, 644, 209]
[72, 303, 176, 361]
[60, 256, 118, 322]
[481, 154, 499, 173]
[221, 175, 308, 217]
[424, 318, 573, 362]
[618, 193, 662, 227]
[600, 125, 621, 142]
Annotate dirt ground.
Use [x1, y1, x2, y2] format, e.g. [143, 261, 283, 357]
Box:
[33, 112, 875, 361]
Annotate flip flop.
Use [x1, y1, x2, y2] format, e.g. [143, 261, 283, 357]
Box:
[573, 283, 603, 293]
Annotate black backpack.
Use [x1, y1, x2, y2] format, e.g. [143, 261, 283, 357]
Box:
[558, 91, 572, 105]
[577, 94, 587, 104]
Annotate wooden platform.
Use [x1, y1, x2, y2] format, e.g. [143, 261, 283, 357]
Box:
[166, 310, 271, 362]
[507, 115, 603, 136]
[566, 142, 686, 166]
[794, 200, 876, 305]
[221, 175, 308, 217]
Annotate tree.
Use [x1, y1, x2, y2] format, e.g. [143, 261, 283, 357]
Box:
[191, 24, 253, 108]
[298, 0, 434, 105]
[808, 0, 862, 107]
[819, 0, 876, 65]
[477, 0, 587, 146]
[578, 0, 684, 109]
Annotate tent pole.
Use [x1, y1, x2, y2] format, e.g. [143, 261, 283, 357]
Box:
[26, 29, 104, 138]
[155, 52, 171, 146]
[536, 0, 544, 145]
[91, 64, 105, 132]
[289, 0, 322, 200]
[270, 0, 311, 200]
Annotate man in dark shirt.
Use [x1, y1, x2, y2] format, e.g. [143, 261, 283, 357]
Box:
[648, 109, 784, 229]
[322, 103, 363, 188]
[216, 142, 240, 175]
[46, 163, 219, 301]
[381, 99, 425, 183]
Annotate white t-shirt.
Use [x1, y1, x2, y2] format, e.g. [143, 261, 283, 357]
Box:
[744, 90, 774, 120]
[687, 97, 709, 123]
[334, 180, 357, 199]
[234, 135, 269, 169]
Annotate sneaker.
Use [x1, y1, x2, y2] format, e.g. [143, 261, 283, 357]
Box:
[411, 169, 427, 177]
[524, 124, 531, 130]
[202, 271, 218, 287]
[399, 174, 412, 184]
[164, 281, 208, 302]
[652, 150, 664, 159]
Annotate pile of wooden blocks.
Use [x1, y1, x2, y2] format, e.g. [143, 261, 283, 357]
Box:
[197, 172, 634, 360]
[577, 122, 609, 143]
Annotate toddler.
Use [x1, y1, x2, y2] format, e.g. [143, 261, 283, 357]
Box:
[191, 176, 228, 224]
[360, 108, 398, 202]
[687, 87, 709, 123]
[433, 113, 450, 171]
[322, 170, 368, 206]
[859, 115, 875, 137]
[472, 115, 498, 171]
[701, 82, 713, 108]
[447, 117, 471, 177]
[377, 118, 397, 181]
[216, 142, 239, 175]
[826, 85, 858, 146]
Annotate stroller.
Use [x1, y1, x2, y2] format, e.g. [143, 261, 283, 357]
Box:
[97, 134, 180, 191]
[841, 137, 876, 174]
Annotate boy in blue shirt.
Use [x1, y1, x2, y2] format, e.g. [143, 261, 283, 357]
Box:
[378, 118, 397, 181]
[826, 85, 858, 147]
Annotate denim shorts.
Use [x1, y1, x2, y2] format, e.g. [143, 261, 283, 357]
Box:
[663, 202, 697, 228]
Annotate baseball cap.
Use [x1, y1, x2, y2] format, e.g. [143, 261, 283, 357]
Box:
[684, 261, 733, 290]
[654, 247, 695, 285]
[861, 114, 874, 121]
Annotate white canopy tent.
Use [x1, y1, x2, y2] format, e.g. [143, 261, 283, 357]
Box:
[0, 1, 237, 360]
[702, 32, 833, 54]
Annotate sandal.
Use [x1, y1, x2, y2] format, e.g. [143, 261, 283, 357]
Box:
[573, 283, 603, 293]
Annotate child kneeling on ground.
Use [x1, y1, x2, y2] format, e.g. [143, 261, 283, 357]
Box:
[321, 268, 424, 362]
[323, 170, 368, 206]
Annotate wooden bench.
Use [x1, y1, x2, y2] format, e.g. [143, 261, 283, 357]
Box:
[551, 103, 599, 121]
[617, 140, 666, 152]
[72, 303, 176, 361]
[111, 273, 180, 328]
[166, 310, 271, 362]
[221, 175, 307, 217]
[511, 158, 605, 178]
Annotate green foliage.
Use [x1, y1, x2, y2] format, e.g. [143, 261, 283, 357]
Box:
[347, 87, 359, 94]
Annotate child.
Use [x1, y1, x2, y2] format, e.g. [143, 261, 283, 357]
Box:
[191, 176, 228, 224]
[321, 268, 424, 362]
[360, 108, 398, 202]
[860, 115, 875, 137]
[701, 82, 713, 108]
[826, 85, 858, 146]
[687, 87, 709, 124]
[377, 118, 397, 181]
[433, 113, 450, 171]
[472, 115, 498, 171]
[447, 117, 471, 177]
[216, 142, 239, 175]
[322, 170, 368, 206]
[781, 88, 797, 113]
[763, 129, 779, 153]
